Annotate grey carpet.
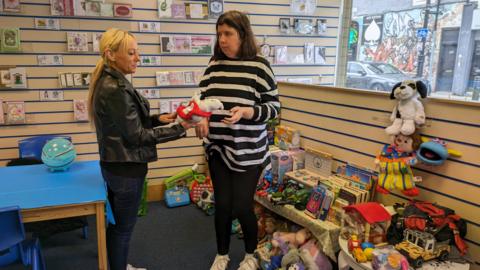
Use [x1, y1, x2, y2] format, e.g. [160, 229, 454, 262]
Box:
[3, 202, 246, 270]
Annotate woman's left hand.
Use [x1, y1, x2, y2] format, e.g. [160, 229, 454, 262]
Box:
[159, 113, 176, 123]
[222, 107, 254, 125]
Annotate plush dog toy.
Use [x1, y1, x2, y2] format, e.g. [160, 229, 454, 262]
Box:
[176, 93, 223, 123]
[385, 80, 427, 136]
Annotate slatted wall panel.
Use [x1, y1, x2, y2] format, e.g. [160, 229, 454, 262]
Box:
[278, 82, 480, 269]
[0, 0, 341, 200]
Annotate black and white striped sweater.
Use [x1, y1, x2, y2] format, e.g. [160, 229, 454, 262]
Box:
[199, 56, 280, 172]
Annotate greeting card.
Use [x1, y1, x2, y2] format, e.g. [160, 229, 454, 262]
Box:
[37, 54, 64, 65]
[0, 28, 21, 52]
[92, 33, 102, 52]
[73, 99, 88, 121]
[171, 3, 186, 19]
[100, 3, 113, 17]
[208, 0, 223, 19]
[167, 71, 185, 85]
[173, 36, 191, 53]
[73, 73, 83, 86]
[0, 69, 12, 87]
[183, 71, 195, 85]
[4, 0, 21, 12]
[156, 71, 169, 86]
[34, 18, 60, 30]
[113, 3, 132, 17]
[160, 36, 174, 53]
[63, 0, 74, 16]
[158, 100, 170, 114]
[194, 70, 203, 84]
[74, 0, 86, 16]
[9, 67, 27, 88]
[0, 1, 3, 12]
[158, 0, 172, 18]
[6, 101, 25, 124]
[140, 56, 161, 66]
[191, 36, 213, 54]
[274, 46, 288, 64]
[39, 90, 64, 101]
[304, 43, 314, 64]
[137, 89, 160, 99]
[291, 0, 316, 15]
[50, 0, 65, 15]
[0, 100, 4, 124]
[67, 32, 89, 52]
[187, 3, 207, 19]
[139, 22, 160, 33]
[314, 46, 326, 64]
[170, 100, 182, 113]
[86, 1, 101, 16]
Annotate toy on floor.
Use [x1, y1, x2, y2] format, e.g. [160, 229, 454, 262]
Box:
[176, 93, 223, 123]
[417, 137, 462, 166]
[375, 133, 422, 196]
[164, 163, 201, 190]
[196, 189, 215, 215]
[385, 80, 427, 136]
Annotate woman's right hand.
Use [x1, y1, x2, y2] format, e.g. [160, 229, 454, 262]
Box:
[195, 117, 209, 139]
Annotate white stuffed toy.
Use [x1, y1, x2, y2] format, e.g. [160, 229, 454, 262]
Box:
[176, 93, 223, 123]
[385, 80, 427, 136]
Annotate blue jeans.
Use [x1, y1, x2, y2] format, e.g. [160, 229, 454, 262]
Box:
[101, 168, 145, 270]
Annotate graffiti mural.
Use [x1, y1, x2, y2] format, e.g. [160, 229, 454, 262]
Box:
[357, 3, 463, 80]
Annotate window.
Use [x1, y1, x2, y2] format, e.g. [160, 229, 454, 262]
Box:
[339, 0, 480, 102]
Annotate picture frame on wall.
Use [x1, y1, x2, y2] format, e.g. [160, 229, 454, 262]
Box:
[0, 28, 21, 52]
[160, 36, 174, 53]
[294, 18, 314, 35]
[317, 18, 327, 34]
[314, 46, 326, 64]
[4, 0, 21, 12]
[279, 18, 291, 34]
[208, 0, 223, 19]
[113, 3, 132, 18]
[6, 101, 26, 124]
[0, 100, 4, 124]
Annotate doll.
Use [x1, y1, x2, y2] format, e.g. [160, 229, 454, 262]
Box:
[375, 133, 421, 197]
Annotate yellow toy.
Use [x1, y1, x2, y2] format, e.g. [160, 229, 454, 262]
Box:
[375, 133, 422, 197]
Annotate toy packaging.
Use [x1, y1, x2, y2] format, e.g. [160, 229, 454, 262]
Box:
[304, 147, 333, 178]
[372, 245, 408, 270]
[165, 186, 190, 208]
[274, 125, 300, 150]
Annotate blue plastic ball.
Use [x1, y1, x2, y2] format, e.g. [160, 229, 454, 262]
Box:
[41, 138, 77, 171]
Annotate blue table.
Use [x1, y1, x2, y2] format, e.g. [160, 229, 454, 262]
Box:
[0, 160, 108, 270]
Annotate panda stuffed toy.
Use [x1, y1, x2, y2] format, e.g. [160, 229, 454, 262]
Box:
[385, 80, 427, 136]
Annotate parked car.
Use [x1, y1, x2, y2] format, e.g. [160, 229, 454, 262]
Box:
[346, 61, 413, 92]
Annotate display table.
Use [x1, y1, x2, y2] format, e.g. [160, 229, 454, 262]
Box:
[254, 195, 340, 260]
[337, 237, 470, 270]
[0, 160, 108, 270]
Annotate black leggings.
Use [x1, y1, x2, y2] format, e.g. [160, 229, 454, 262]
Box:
[208, 151, 263, 255]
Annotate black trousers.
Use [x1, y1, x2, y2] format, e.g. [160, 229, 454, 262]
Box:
[208, 151, 263, 255]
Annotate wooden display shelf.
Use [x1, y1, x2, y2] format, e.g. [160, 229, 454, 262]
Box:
[254, 195, 340, 261]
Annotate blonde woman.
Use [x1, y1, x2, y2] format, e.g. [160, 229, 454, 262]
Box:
[87, 28, 191, 270]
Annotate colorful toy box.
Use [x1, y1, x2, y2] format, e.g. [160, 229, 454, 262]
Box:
[274, 125, 300, 150]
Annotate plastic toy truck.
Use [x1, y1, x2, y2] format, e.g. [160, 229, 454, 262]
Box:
[395, 229, 450, 268]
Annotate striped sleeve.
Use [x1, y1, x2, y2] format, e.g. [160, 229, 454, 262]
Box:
[252, 57, 280, 123]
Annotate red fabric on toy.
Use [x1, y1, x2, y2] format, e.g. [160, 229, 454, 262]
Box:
[343, 202, 391, 224]
[177, 101, 212, 121]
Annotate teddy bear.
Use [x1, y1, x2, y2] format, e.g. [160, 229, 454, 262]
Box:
[385, 80, 427, 136]
[176, 93, 223, 123]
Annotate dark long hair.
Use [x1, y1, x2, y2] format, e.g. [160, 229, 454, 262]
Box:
[212, 10, 258, 60]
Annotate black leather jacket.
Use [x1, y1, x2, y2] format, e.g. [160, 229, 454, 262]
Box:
[93, 65, 185, 163]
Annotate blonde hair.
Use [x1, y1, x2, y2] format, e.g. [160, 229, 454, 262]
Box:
[87, 28, 136, 124]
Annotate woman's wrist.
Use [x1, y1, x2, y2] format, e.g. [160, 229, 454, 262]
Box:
[242, 107, 255, 120]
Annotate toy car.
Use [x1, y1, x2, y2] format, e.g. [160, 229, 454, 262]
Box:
[395, 229, 450, 268]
